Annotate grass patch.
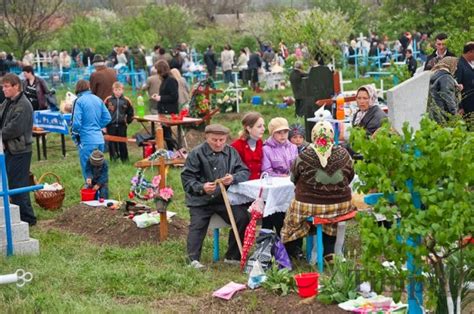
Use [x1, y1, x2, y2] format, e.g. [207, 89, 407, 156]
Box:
[1, 80, 374, 310]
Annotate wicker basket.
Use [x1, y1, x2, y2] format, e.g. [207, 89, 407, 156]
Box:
[34, 172, 65, 210]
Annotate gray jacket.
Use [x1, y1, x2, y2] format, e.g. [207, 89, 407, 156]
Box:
[181, 142, 249, 207]
[429, 70, 457, 122]
[0, 92, 33, 154]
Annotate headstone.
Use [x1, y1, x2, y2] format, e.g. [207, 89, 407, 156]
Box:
[386, 71, 431, 133]
[0, 181, 40, 255]
[302, 66, 334, 139]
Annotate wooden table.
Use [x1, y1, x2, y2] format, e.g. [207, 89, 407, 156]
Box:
[134, 110, 219, 148]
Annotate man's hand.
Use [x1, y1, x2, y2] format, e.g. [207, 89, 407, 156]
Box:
[92, 184, 100, 191]
[203, 182, 217, 194]
[86, 178, 92, 186]
[459, 108, 465, 115]
[221, 174, 234, 186]
[457, 84, 464, 91]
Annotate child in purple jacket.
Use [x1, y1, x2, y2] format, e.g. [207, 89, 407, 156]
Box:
[261, 117, 298, 235]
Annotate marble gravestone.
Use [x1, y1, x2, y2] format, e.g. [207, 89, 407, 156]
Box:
[386, 71, 431, 134]
[302, 66, 334, 139]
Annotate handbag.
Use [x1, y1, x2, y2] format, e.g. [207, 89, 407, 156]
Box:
[46, 90, 59, 111]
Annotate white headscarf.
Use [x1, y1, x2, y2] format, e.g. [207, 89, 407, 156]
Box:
[310, 121, 334, 168]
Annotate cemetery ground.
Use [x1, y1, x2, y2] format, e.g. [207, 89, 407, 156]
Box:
[0, 82, 387, 312]
[6, 80, 473, 313]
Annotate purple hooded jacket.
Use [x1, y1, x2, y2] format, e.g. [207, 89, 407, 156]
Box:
[262, 137, 298, 176]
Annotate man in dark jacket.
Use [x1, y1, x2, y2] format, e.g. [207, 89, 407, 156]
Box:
[203, 45, 217, 79]
[424, 33, 455, 71]
[181, 124, 250, 269]
[289, 61, 307, 117]
[0, 73, 36, 225]
[405, 49, 418, 77]
[247, 50, 262, 92]
[456, 42, 474, 118]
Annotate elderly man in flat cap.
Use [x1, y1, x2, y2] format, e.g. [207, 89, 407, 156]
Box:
[181, 124, 250, 269]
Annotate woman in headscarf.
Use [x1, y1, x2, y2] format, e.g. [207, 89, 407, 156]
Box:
[281, 121, 354, 260]
[352, 84, 387, 136]
[428, 56, 459, 124]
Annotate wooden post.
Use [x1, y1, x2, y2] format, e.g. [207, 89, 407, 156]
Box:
[155, 127, 168, 241]
[333, 71, 341, 95]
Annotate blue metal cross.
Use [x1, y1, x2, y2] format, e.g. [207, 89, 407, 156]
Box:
[0, 134, 43, 256]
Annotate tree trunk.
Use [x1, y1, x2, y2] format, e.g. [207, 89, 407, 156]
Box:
[445, 270, 454, 314]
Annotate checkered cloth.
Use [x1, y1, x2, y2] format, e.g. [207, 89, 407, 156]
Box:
[281, 199, 353, 243]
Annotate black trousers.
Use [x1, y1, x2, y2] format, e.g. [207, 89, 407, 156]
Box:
[261, 212, 286, 237]
[285, 232, 337, 258]
[5, 151, 36, 225]
[163, 126, 178, 151]
[107, 124, 129, 162]
[187, 203, 250, 262]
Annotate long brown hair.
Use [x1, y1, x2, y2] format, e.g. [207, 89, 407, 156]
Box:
[239, 112, 263, 139]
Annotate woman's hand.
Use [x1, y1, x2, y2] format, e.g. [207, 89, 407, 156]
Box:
[151, 93, 161, 102]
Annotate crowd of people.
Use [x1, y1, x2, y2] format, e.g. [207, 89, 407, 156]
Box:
[0, 32, 471, 270]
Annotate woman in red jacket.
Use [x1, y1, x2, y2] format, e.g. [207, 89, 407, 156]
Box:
[231, 112, 265, 180]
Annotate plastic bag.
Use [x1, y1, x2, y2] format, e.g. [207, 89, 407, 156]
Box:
[244, 229, 292, 273]
[132, 212, 160, 228]
[247, 260, 266, 289]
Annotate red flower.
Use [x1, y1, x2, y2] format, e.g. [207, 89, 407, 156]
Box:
[316, 137, 327, 146]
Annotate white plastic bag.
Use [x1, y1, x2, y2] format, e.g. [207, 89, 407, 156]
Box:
[132, 213, 160, 228]
[247, 260, 266, 289]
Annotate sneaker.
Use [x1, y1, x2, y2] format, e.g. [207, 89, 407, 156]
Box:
[224, 258, 241, 265]
[189, 260, 205, 269]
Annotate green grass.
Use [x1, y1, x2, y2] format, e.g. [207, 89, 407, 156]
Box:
[0, 79, 372, 311]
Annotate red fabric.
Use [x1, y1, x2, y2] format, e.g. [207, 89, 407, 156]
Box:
[311, 210, 357, 225]
[231, 138, 263, 180]
[240, 208, 263, 270]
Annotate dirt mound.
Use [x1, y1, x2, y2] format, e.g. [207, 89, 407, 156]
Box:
[48, 204, 188, 247]
[153, 289, 346, 313]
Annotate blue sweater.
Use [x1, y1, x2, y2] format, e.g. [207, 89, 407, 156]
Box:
[72, 90, 111, 145]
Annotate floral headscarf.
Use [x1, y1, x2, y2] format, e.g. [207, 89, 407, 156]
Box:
[353, 84, 378, 126]
[431, 56, 458, 76]
[310, 121, 334, 168]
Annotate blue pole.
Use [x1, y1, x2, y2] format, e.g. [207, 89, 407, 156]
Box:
[0, 153, 13, 256]
[0, 135, 44, 256]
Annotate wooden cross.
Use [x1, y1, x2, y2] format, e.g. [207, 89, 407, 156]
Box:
[200, 84, 222, 102]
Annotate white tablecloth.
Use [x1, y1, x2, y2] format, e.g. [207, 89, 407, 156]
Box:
[227, 177, 295, 217]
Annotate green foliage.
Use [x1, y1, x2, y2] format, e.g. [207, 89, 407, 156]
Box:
[317, 256, 358, 304]
[311, 0, 370, 35]
[389, 61, 412, 84]
[375, 0, 474, 39]
[271, 8, 352, 62]
[262, 261, 296, 296]
[351, 117, 474, 310]
[141, 4, 195, 48]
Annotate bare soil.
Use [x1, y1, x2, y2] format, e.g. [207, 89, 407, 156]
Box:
[42, 204, 346, 313]
[47, 204, 188, 247]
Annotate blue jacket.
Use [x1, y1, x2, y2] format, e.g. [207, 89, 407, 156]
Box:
[85, 160, 108, 185]
[72, 90, 111, 145]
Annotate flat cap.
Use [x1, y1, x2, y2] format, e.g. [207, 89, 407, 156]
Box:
[204, 124, 230, 135]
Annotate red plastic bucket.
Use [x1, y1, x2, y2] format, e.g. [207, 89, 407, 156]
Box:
[80, 188, 96, 201]
[294, 272, 319, 298]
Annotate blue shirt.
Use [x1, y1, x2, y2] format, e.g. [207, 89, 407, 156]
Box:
[72, 90, 111, 145]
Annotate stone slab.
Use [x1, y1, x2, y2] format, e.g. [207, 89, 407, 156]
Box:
[1, 238, 39, 255]
[0, 204, 21, 225]
[387, 71, 431, 134]
[0, 221, 31, 243]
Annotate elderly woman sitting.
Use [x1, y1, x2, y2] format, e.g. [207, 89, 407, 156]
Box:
[281, 121, 355, 260]
[352, 84, 387, 136]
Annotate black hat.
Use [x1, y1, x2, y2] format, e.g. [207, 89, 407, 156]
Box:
[92, 54, 105, 64]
